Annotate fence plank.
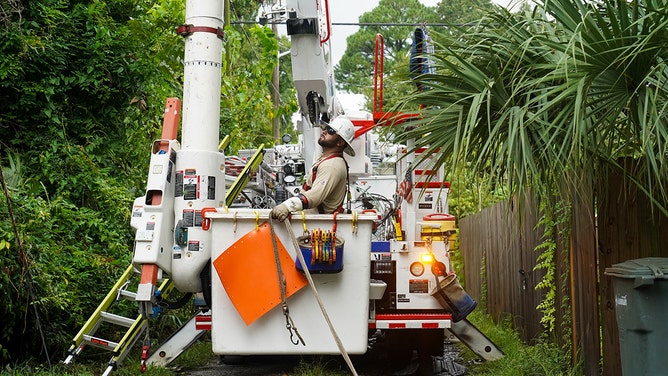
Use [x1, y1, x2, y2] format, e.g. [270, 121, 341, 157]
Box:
[569, 182, 600, 376]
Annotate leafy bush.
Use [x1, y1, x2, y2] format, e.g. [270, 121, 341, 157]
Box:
[0, 0, 169, 362]
[0, 149, 136, 361]
[0, 0, 292, 367]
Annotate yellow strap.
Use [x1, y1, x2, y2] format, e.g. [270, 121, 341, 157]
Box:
[254, 210, 260, 231]
[301, 211, 307, 234]
[351, 211, 358, 234]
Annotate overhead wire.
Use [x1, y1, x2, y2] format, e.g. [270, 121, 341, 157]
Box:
[233, 21, 472, 27]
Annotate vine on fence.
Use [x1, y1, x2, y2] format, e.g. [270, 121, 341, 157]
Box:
[533, 199, 570, 333]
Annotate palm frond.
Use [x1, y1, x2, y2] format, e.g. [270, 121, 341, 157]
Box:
[382, 0, 668, 214]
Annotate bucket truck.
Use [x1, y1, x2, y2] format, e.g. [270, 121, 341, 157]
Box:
[63, 1, 502, 374]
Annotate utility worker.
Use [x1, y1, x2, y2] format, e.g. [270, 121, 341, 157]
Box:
[270, 116, 355, 222]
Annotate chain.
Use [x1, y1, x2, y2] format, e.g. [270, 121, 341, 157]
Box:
[269, 218, 305, 346]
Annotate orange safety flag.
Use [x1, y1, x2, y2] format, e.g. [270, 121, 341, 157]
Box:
[213, 222, 307, 325]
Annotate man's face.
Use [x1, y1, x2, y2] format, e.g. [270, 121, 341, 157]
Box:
[318, 125, 342, 149]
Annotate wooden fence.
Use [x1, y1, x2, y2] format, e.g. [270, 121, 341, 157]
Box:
[458, 196, 548, 342]
[459, 168, 668, 375]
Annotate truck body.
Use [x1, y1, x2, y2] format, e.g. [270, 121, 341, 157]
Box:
[132, 0, 464, 360]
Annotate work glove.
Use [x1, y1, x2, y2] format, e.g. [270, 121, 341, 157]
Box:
[270, 203, 291, 222]
[270, 196, 304, 222]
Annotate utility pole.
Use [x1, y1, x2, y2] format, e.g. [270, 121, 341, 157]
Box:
[271, 19, 280, 143]
[224, 0, 231, 75]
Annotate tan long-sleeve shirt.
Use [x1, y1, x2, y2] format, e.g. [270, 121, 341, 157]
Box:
[300, 154, 348, 214]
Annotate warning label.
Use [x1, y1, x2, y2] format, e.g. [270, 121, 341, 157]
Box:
[409, 279, 429, 293]
[183, 209, 203, 227]
[188, 241, 200, 252]
[183, 170, 199, 200]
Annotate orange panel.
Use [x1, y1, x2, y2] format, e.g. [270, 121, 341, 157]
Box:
[213, 222, 307, 325]
[161, 98, 181, 141]
[140, 264, 159, 285]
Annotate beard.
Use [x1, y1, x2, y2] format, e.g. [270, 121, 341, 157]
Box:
[318, 136, 339, 149]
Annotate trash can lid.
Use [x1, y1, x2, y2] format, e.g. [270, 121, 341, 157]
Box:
[604, 257, 668, 280]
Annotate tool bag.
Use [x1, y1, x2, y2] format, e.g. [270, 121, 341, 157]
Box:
[430, 273, 477, 322]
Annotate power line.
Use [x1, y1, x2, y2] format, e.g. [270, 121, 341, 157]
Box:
[232, 20, 467, 27]
[334, 22, 465, 27]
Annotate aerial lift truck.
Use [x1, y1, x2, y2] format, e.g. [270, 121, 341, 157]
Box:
[64, 1, 502, 374]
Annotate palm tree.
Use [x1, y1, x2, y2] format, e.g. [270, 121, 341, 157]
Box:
[384, 0, 668, 214]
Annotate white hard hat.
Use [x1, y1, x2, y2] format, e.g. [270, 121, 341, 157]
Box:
[328, 117, 356, 156]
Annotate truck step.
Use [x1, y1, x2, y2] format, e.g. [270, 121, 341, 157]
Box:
[147, 312, 208, 367]
[371, 313, 452, 329]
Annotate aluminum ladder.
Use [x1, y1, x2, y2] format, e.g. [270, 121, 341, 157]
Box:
[63, 264, 172, 375]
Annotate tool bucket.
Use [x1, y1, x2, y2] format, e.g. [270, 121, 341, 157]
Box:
[295, 235, 344, 273]
[430, 273, 476, 322]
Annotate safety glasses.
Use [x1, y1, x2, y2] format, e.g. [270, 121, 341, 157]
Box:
[324, 126, 337, 135]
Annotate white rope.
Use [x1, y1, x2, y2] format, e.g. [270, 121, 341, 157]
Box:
[283, 220, 359, 376]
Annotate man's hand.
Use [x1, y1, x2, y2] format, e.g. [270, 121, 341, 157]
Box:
[270, 203, 291, 222]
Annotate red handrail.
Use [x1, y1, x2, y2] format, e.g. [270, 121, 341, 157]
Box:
[319, 0, 331, 44]
[352, 33, 419, 139]
[373, 33, 384, 115]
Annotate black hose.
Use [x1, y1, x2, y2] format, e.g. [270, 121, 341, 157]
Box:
[156, 292, 193, 310]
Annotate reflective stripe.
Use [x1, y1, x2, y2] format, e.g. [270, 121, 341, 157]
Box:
[371, 313, 452, 329]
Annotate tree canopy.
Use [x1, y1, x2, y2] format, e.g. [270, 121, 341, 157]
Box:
[335, 0, 493, 111]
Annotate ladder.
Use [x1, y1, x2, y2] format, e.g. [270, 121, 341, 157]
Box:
[225, 144, 266, 207]
[63, 264, 173, 375]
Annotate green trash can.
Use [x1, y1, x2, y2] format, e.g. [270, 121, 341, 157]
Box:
[604, 257, 668, 376]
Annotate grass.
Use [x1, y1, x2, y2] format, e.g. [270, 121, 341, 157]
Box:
[1, 312, 582, 376]
[0, 339, 213, 376]
[461, 311, 583, 376]
[292, 357, 349, 376]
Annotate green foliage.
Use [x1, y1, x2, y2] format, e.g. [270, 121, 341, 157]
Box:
[0, 0, 180, 363]
[0, 148, 135, 360]
[448, 162, 509, 219]
[463, 311, 582, 376]
[382, 0, 668, 217]
[221, 25, 297, 153]
[335, 0, 494, 111]
[292, 357, 348, 376]
[0, 0, 297, 365]
[435, 0, 492, 25]
[0, 335, 210, 376]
